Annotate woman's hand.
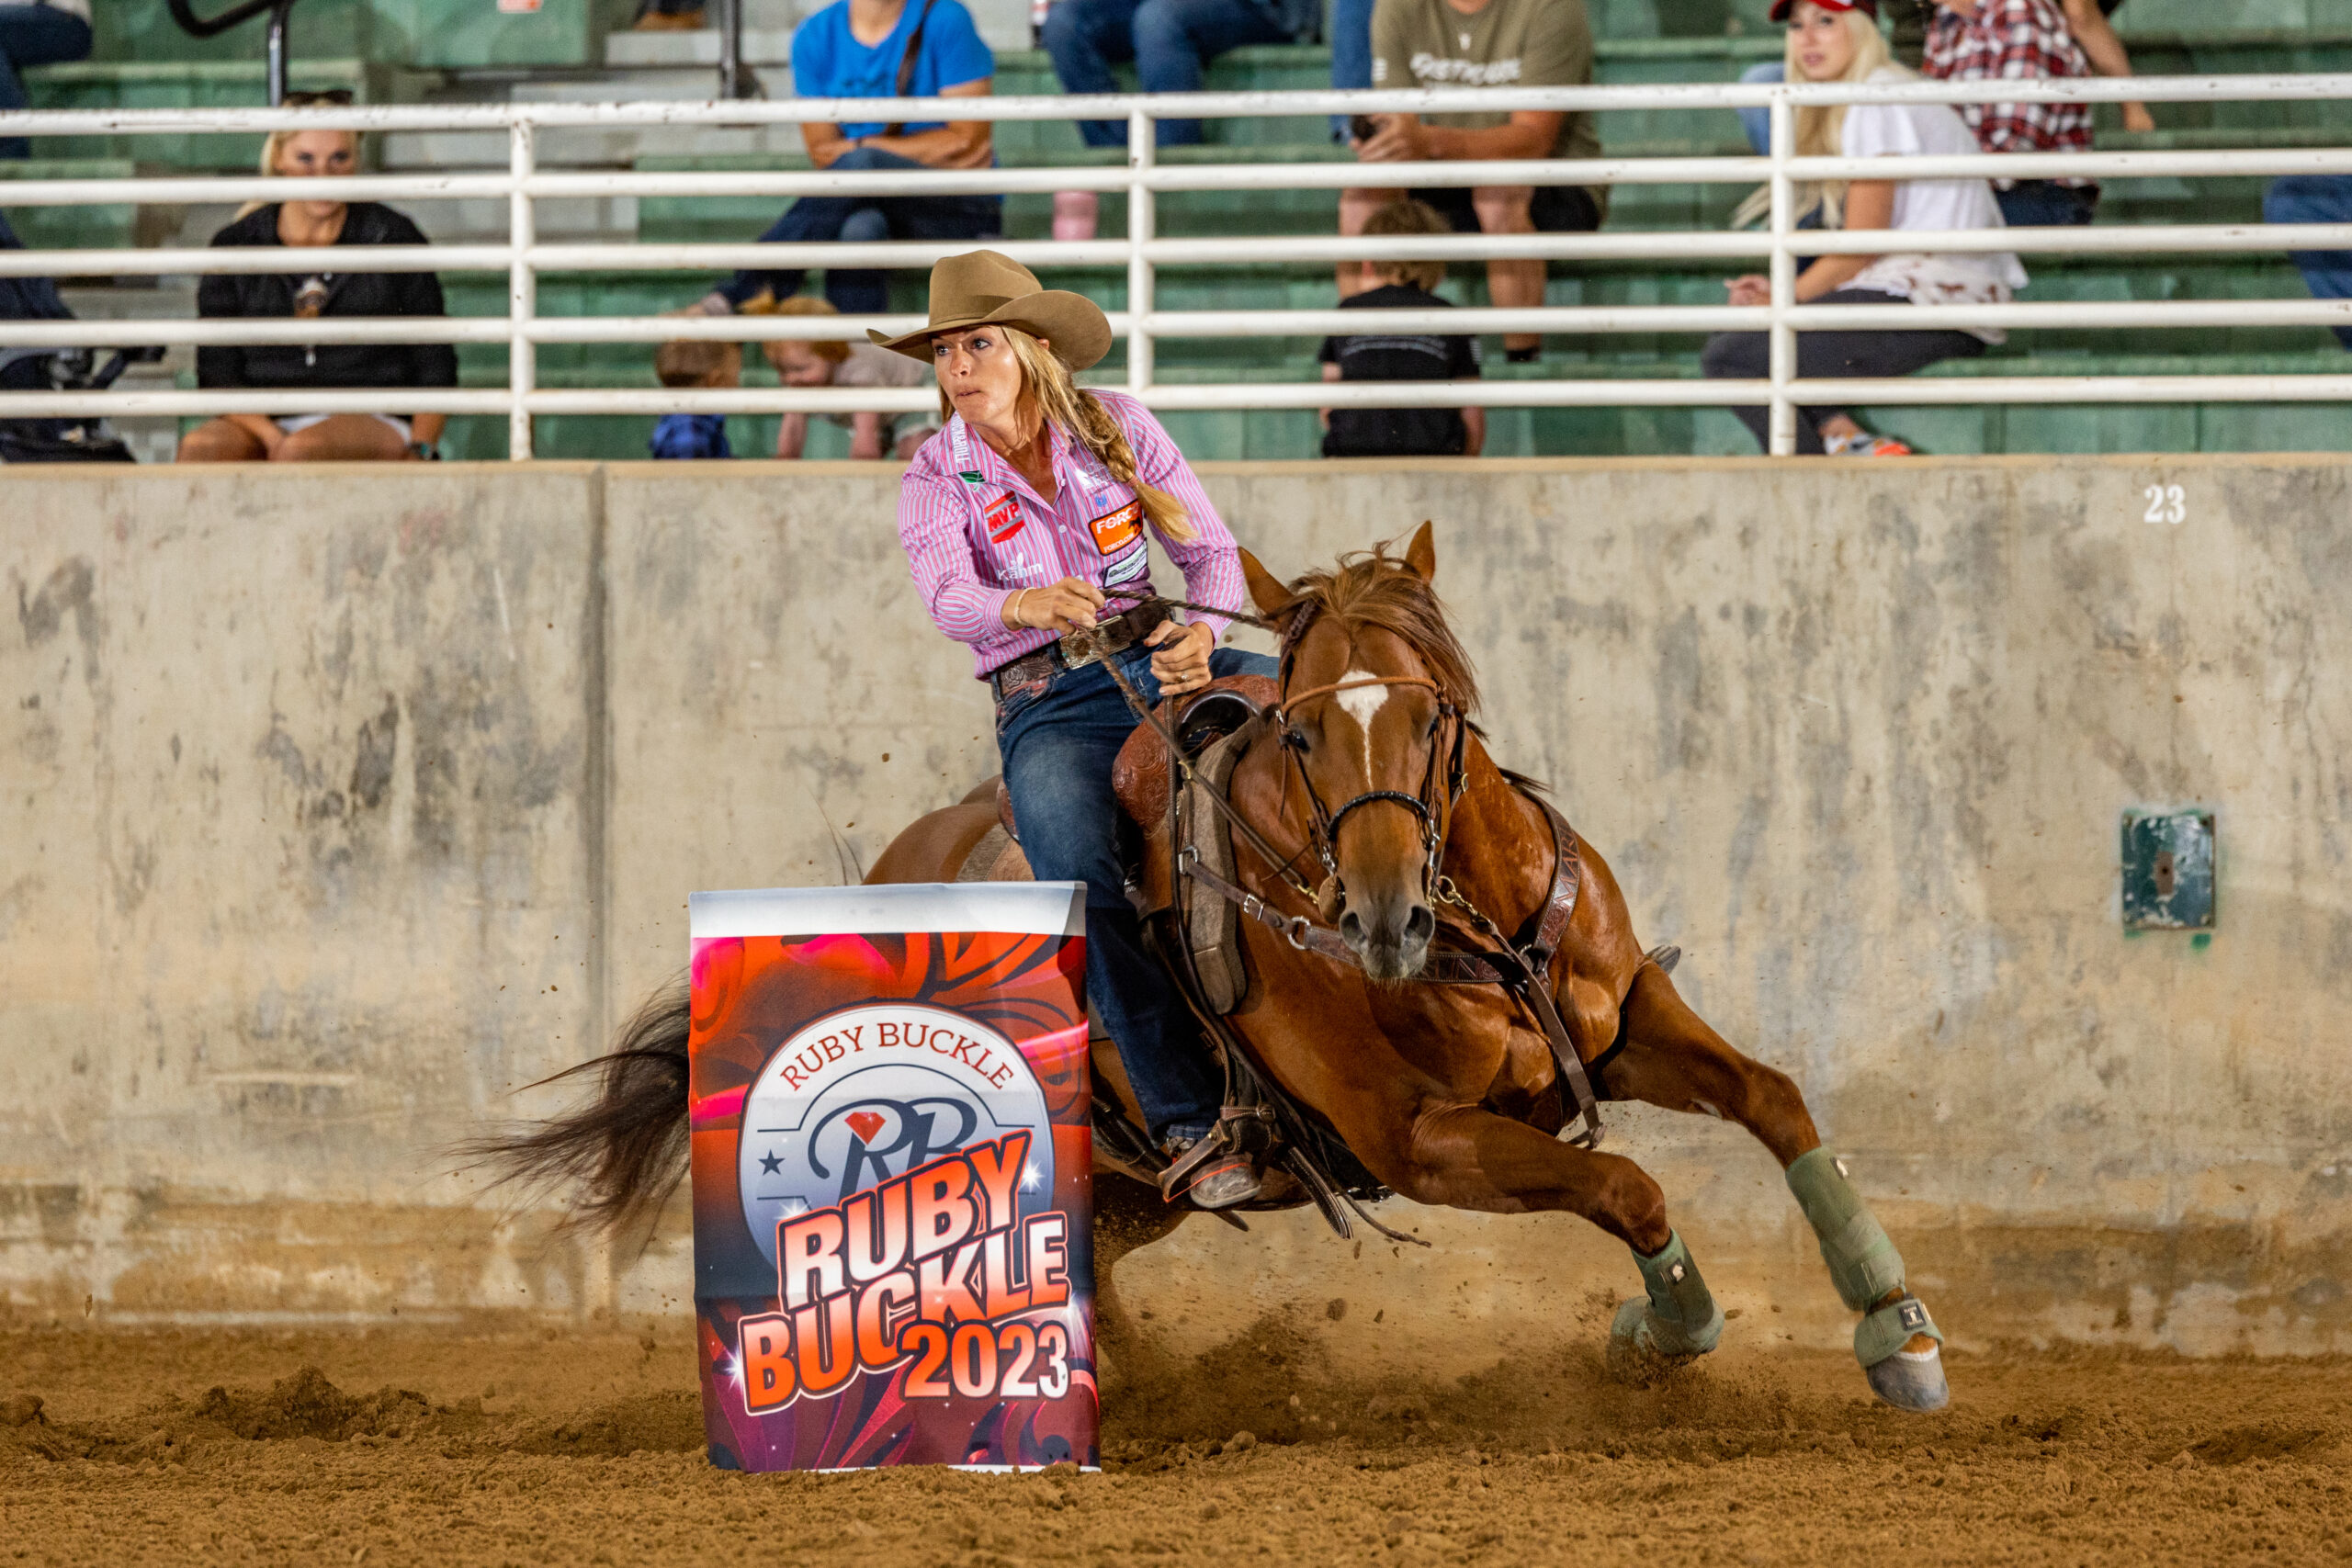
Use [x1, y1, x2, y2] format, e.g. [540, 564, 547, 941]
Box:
[1146, 619, 1215, 696]
[1004, 577, 1105, 633]
[1725, 274, 1771, 308]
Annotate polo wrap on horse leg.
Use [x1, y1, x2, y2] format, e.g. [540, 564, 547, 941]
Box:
[1784, 1146, 1906, 1314]
[1608, 1229, 1724, 1372]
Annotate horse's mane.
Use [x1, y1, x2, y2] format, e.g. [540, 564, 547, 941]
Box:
[1285, 544, 1482, 715]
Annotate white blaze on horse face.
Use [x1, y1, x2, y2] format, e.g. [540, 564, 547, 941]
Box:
[1334, 668, 1389, 781]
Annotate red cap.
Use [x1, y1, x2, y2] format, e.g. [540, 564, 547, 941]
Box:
[1769, 0, 1879, 19]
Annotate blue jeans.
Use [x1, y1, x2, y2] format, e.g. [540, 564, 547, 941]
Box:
[0, 4, 94, 159]
[2267, 175, 2352, 351]
[1041, 0, 1294, 147]
[996, 642, 1278, 1145]
[1329, 0, 1372, 139]
[1996, 180, 2097, 228]
[717, 147, 1001, 314]
[1736, 60, 1781, 157]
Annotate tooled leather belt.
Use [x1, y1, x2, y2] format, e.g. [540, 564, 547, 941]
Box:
[987, 602, 1169, 702]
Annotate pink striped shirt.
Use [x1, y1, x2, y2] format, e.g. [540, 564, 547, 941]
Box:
[898, 390, 1246, 679]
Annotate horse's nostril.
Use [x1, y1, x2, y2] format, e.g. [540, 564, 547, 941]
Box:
[1339, 908, 1365, 943]
[1404, 905, 1435, 945]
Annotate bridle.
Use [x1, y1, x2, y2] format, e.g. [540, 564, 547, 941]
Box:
[1080, 584, 1611, 1161]
[1269, 603, 1470, 912]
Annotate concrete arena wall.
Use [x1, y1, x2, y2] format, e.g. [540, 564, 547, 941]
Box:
[2, 455, 2347, 1360]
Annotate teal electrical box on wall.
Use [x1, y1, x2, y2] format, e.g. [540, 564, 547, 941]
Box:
[2121, 811, 2215, 931]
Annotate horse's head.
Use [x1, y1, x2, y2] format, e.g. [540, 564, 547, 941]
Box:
[1243, 523, 1478, 983]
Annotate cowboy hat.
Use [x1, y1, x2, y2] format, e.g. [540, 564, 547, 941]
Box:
[867, 250, 1114, 371]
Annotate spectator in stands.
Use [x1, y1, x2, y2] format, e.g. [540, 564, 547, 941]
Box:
[1923, 0, 2099, 227]
[1701, 0, 2025, 457]
[178, 121, 457, 463]
[1342, 0, 1600, 364]
[0, 0, 90, 160]
[1735, 0, 2152, 156]
[752, 294, 939, 459]
[2059, 0, 2153, 134]
[1043, 0, 1320, 148]
[650, 340, 737, 459]
[693, 0, 997, 320]
[1318, 198, 1484, 457]
[2265, 177, 2352, 352]
[1329, 0, 1373, 141]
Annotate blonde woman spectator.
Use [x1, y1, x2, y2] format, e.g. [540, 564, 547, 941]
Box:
[752, 295, 938, 459]
[178, 112, 456, 463]
[1701, 0, 2025, 457]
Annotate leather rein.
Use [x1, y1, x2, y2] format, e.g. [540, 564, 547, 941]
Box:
[1086, 592, 1609, 1149]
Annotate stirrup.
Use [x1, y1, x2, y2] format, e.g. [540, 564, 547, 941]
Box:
[1156, 1104, 1274, 1201]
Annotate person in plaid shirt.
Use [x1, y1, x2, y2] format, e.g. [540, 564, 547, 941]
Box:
[1923, 0, 2100, 227]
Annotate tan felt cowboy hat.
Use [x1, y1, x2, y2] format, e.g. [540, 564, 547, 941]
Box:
[868, 250, 1114, 371]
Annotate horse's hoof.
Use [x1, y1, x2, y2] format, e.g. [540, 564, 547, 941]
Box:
[1864, 1345, 1951, 1413]
[1606, 1296, 1712, 1387]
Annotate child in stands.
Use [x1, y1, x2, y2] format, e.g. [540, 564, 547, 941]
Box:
[754, 295, 939, 460]
[1317, 198, 1485, 459]
[650, 339, 737, 459]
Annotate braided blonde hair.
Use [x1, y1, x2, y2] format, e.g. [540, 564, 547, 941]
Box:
[941, 326, 1195, 543]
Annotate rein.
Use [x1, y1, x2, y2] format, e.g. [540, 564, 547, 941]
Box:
[1073, 590, 1608, 1151]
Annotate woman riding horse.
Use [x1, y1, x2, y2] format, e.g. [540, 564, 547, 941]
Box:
[881, 250, 1277, 1209]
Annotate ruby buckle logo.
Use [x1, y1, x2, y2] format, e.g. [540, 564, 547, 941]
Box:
[736, 1003, 1056, 1272]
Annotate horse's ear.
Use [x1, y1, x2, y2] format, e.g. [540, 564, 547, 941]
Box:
[1403, 520, 1438, 582]
[1241, 547, 1297, 618]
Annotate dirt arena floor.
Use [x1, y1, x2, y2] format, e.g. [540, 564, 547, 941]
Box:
[6, 1305, 2347, 1568]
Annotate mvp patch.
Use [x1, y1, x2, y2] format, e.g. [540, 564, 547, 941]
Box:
[983, 493, 1025, 545]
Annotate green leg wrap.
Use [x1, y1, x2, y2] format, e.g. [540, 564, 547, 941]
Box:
[1854, 1293, 1944, 1368]
[1620, 1229, 1724, 1359]
[1784, 1146, 1906, 1313]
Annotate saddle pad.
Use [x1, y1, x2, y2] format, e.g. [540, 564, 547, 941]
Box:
[955, 823, 1013, 884]
[1112, 672, 1280, 831]
[1179, 719, 1256, 1015]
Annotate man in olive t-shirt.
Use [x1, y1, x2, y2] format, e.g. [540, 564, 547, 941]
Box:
[1343, 0, 1600, 359]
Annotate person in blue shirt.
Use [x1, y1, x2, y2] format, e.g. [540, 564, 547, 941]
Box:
[695, 0, 998, 319]
[649, 339, 737, 459]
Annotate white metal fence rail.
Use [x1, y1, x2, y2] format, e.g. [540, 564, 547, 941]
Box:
[4, 74, 2351, 457]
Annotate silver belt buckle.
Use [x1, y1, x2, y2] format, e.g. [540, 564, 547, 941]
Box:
[1058, 627, 1102, 670]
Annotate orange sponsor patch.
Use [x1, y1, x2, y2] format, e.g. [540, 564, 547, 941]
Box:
[1089, 500, 1141, 556]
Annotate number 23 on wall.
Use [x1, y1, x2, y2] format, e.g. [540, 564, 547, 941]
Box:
[2143, 482, 2188, 525]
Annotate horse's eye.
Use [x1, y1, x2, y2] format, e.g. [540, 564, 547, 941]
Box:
[1283, 728, 1310, 753]
[1426, 715, 1442, 739]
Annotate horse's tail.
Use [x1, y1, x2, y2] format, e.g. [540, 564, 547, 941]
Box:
[452, 977, 693, 1239]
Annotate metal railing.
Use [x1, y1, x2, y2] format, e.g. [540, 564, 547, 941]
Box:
[164, 0, 305, 107]
[4, 73, 2352, 457]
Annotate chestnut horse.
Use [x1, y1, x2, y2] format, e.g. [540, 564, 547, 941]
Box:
[481, 524, 1949, 1412]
